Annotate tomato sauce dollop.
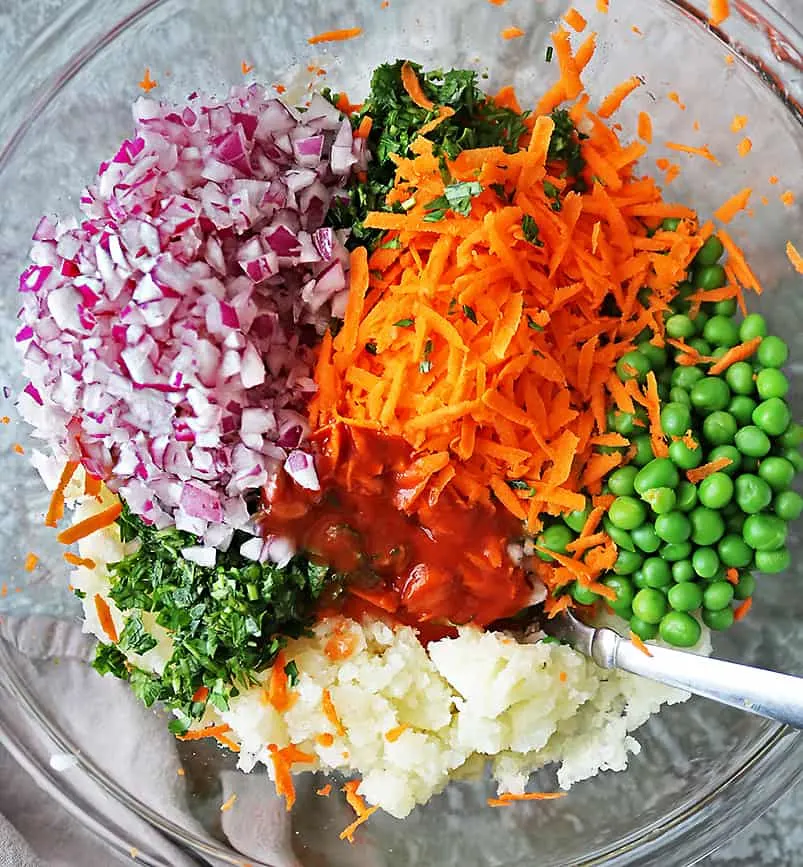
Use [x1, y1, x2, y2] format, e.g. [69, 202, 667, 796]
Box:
[258, 425, 532, 635]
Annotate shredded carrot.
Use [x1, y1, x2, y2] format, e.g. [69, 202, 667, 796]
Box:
[416, 105, 456, 137]
[322, 688, 346, 736]
[340, 806, 379, 842]
[725, 54, 734, 65]
[64, 552, 96, 569]
[709, 0, 730, 26]
[769, 175, 779, 185]
[385, 724, 409, 742]
[596, 0, 609, 11]
[563, 8, 587, 31]
[23, 552, 38, 572]
[598, 76, 642, 118]
[178, 724, 232, 741]
[267, 651, 293, 712]
[686, 456, 733, 483]
[56, 502, 123, 545]
[551, 27, 583, 100]
[307, 27, 363, 44]
[501, 26, 525, 40]
[637, 111, 653, 144]
[325, 621, 360, 660]
[192, 686, 209, 703]
[667, 91, 686, 111]
[317, 733, 335, 747]
[0, 584, 6, 598]
[644, 371, 668, 458]
[240, 60, 254, 75]
[559, 671, 568, 682]
[714, 187, 752, 223]
[317, 784, 332, 796]
[781, 190, 795, 207]
[45, 460, 80, 527]
[734, 597, 753, 621]
[220, 794, 237, 812]
[12, 443, 24, 455]
[725, 567, 740, 585]
[268, 744, 315, 810]
[138, 68, 157, 93]
[737, 137, 752, 157]
[273, 83, 287, 95]
[787, 241, 803, 274]
[665, 142, 720, 164]
[84, 474, 102, 497]
[708, 336, 762, 375]
[94, 594, 118, 643]
[401, 62, 435, 110]
[629, 631, 653, 657]
[488, 792, 567, 807]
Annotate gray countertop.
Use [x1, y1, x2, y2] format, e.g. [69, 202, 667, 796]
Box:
[0, 2, 800, 865]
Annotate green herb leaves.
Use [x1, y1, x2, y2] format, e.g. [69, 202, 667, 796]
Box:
[521, 215, 543, 247]
[424, 180, 483, 221]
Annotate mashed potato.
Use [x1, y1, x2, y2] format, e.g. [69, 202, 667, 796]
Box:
[65, 487, 703, 819]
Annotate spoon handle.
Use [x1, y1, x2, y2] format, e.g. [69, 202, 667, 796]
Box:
[593, 627, 803, 729]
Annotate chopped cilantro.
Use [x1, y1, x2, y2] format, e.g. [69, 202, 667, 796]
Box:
[506, 479, 536, 497]
[527, 314, 544, 332]
[284, 659, 300, 688]
[393, 318, 414, 328]
[545, 46, 554, 63]
[521, 215, 544, 247]
[424, 180, 483, 220]
[419, 359, 433, 374]
[462, 304, 478, 324]
[365, 341, 378, 355]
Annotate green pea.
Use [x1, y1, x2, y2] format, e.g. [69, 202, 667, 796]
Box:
[779, 423, 803, 449]
[630, 523, 661, 553]
[734, 425, 771, 457]
[714, 298, 738, 317]
[666, 314, 695, 340]
[725, 362, 755, 396]
[742, 514, 787, 551]
[614, 549, 644, 575]
[672, 366, 705, 390]
[608, 466, 639, 496]
[727, 511, 746, 533]
[631, 435, 655, 467]
[703, 315, 740, 348]
[702, 607, 734, 631]
[634, 458, 680, 495]
[717, 534, 753, 568]
[669, 438, 703, 471]
[754, 547, 790, 574]
[707, 446, 741, 477]
[693, 547, 720, 579]
[756, 335, 789, 368]
[654, 511, 691, 544]
[672, 559, 695, 582]
[689, 506, 725, 546]
[703, 580, 734, 611]
[694, 263, 727, 291]
[756, 368, 789, 400]
[689, 338, 713, 356]
[608, 496, 647, 531]
[734, 572, 755, 600]
[728, 396, 758, 427]
[692, 311, 710, 335]
[661, 541, 693, 561]
[629, 615, 659, 640]
[739, 313, 768, 342]
[695, 234, 725, 266]
[660, 402, 692, 437]
[675, 481, 698, 512]
[735, 473, 773, 514]
[711, 346, 729, 360]
[638, 341, 668, 371]
[632, 588, 667, 624]
[783, 447, 803, 473]
[752, 397, 792, 437]
[604, 576, 635, 612]
[774, 490, 803, 521]
[642, 557, 672, 588]
[617, 351, 651, 382]
[703, 411, 737, 446]
[669, 387, 692, 407]
[603, 518, 636, 552]
[632, 569, 648, 589]
[698, 472, 734, 509]
[563, 505, 590, 533]
[571, 582, 600, 605]
[758, 456, 795, 491]
[659, 611, 702, 646]
[643, 487, 677, 514]
[537, 524, 576, 561]
[691, 377, 731, 413]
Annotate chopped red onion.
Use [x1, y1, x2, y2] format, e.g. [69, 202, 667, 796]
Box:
[16, 85, 355, 543]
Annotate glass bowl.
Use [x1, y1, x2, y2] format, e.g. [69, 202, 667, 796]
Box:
[1, 0, 802, 865]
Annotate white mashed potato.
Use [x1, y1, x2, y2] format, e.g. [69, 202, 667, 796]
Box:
[63, 483, 708, 819]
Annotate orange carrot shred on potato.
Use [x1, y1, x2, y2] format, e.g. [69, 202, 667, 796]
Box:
[45, 460, 80, 527]
[64, 552, 96, 569]
[709, 0, 730, 26]
[307, 27, 363, 45]
[322, 688, 346, 736]
[84, 473, 102, 497]
[401, 61, 435, 111]
[714, 187, 753, 223]
[734, 597, 753, 621]
[94, 594, 118, 643]
[24, 552, 38, 572]
[267, 651, 293, 712]
[629, 631, 653, 657]
[707, 336, 762, 375]
[686, 456, 733, 483]
[56, 502, 123, 545]
[787, 241, 803, 274]
[268, 744, 315, 811]
[385, 724, 409, 742]
[563, 8, 587, 32]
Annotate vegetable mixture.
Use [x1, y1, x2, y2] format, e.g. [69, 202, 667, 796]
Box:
[15, 5, 802, 836]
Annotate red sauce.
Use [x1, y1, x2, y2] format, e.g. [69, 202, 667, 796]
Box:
[258, 425, 531, 634]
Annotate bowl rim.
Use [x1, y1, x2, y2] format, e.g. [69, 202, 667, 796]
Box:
[1, 1, 803, 865]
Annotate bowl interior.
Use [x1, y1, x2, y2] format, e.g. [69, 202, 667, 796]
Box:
[1, 1, 803, 865]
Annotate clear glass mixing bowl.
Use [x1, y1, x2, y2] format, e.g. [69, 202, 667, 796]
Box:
[1, 1, 802, 864]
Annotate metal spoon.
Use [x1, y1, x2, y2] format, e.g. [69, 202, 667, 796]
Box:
[538, 610, 803, 729]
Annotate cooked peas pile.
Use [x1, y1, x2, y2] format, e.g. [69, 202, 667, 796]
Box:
[538, 223, 802, 648]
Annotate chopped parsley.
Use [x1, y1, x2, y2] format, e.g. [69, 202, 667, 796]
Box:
[393, 318, 414, 328]
[424, 180, 483, 220]
[462, 304, 478, 324]
[521, 215, 544, 247]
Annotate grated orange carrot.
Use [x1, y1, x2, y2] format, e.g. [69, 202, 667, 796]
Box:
[94, 594, 118, 643]
[667, 91, 686, 110]
[781, 191, 795, 207]
[709, 0, 730, 26]
[317, 733, 335, 747]
[317, 784, 332, 796]
[563, 8, 587, 31]
[665, 142, 720, 164]
[401, 62, 435, 111]
[596, 0, 609, 10]
[737, 137, 752, 157]
[322, 688, 346, 736]
[178, 724, 232, 741]
[308, 27, 363, 44]
[598, 76, 642, 118]
[56, 502, 123, 545]
[488, 792, 567, 807]
[787, 241, 803, 274]
[268, 744, 315, 810]
[501, 26, 525, 40]
[629, 631, 653, 657]
[734, 597, 753, 621]
[340, 806, 379, 842]
[267, 651, 293, 712]
[24, 552, 38, 572]
[45, 460, 80, 528]
[707, 336, 762, 375]
[64, 552, 96, 569]
[725, 567, 740, 585]
[13, 443, 24, 455]
[84, 473, 102, 497]
[138, 68, 157, 93]
[714, 187, 753, 223]
[220, 794, 237, 812]
[637, 111, 653, 144]
[385, 724, 409, 742]
[240, 60, 254, 75]
[686, 456, 733, 483]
